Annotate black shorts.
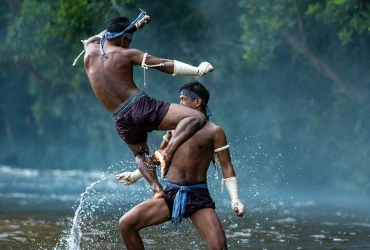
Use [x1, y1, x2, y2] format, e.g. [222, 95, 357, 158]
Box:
[163, 181, 216, 218]
[114, 95, 170, 145]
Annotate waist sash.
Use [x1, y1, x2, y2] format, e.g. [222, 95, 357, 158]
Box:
[166, 181, 208, 228]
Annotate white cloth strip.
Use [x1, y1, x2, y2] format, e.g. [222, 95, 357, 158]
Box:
[172, 60, 199, 76]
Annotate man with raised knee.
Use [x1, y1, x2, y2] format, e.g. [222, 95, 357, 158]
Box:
[80, 10, 213, 198]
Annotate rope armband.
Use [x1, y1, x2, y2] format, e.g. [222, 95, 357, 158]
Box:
[213, 144, 230, 179]
[141, 52, 164, 87]
[214, 145, 229, 153]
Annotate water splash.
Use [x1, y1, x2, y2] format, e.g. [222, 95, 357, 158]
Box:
[52, 159, 149, 250]
[55, 177, 107, 250]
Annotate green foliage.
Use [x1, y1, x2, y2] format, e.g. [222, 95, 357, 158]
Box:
[306, 0, 370, 44]
[237, 0, 370, 194]
[238, 0, 370, 67]
[1, 0, 369, 195]
[237, 0, 299, 69]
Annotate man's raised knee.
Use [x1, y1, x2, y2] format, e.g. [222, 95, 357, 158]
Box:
[194, 112, 207, 129]
[118, 216, 129, 232]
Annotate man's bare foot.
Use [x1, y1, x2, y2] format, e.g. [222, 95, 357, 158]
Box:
[151, 154, 161, 166]
[154, 150, 172, 179]
[152, 189, 164, 199]
[152, 184, 164, 199]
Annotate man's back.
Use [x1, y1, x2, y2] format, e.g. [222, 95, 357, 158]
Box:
[84, 40, 140, 113]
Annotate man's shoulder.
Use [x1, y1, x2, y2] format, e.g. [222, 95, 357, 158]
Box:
[206, 121, 222, 130]
[92, 47, 141, 59]
[204, 121, 225, 135]
[113, 48, 142, 58]
[123, 47, 142, 53]
[84, 41, 100, 54]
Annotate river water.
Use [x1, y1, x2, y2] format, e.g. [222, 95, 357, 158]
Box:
[0, 165, 369, 250]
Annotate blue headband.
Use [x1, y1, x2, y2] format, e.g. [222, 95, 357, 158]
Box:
[100, 9, 147, 58]
[180, 89, 212, 119]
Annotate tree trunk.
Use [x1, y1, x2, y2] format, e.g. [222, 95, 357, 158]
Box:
[6, 0, 21, 16]
[281, 29, 367, 109]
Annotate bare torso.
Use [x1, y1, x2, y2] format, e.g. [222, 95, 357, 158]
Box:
[84, 41, 140, 113]
[167, 121, 230, 184]
[83, 37, 174, 113]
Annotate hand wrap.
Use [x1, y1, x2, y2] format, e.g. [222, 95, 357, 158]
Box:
[172, 60, 213, 76]
[222, 176, 245, 215]
[118, 169, 143, 185]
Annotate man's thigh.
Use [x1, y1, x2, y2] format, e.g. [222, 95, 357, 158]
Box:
[123, 198, 170, 230]
[157, 103, 203, 130]
[190, 208, 226, 242]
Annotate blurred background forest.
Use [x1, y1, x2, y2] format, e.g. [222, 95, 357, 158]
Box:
[1, 0, 369, 196]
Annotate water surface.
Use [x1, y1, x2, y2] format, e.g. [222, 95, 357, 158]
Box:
[0, 166, 369, 249]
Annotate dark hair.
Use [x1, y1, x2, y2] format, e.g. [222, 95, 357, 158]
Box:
[179, 80, 210, 105]
[106, 17, 131, 33]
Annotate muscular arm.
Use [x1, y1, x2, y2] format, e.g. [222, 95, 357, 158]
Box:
[130, 51, 213, 76]
[130, 51, 174, 74]
[214, 126, 245, 217]
[214, 127, 235, 178]
[158, 131, 173, 150]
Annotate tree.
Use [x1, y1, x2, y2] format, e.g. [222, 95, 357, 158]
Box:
[236, 0, 370, 193]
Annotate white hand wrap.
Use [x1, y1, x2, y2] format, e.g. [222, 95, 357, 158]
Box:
[172, 60, 213, 76]
[197, 62, 214, 76]
[222, 177, 245, 215]
[118, 169, 143, 185]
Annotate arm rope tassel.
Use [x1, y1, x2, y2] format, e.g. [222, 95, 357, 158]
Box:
[213, 144, 229, 180]
[141, 52, 164, 87]
[72, 48, 85, 66]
